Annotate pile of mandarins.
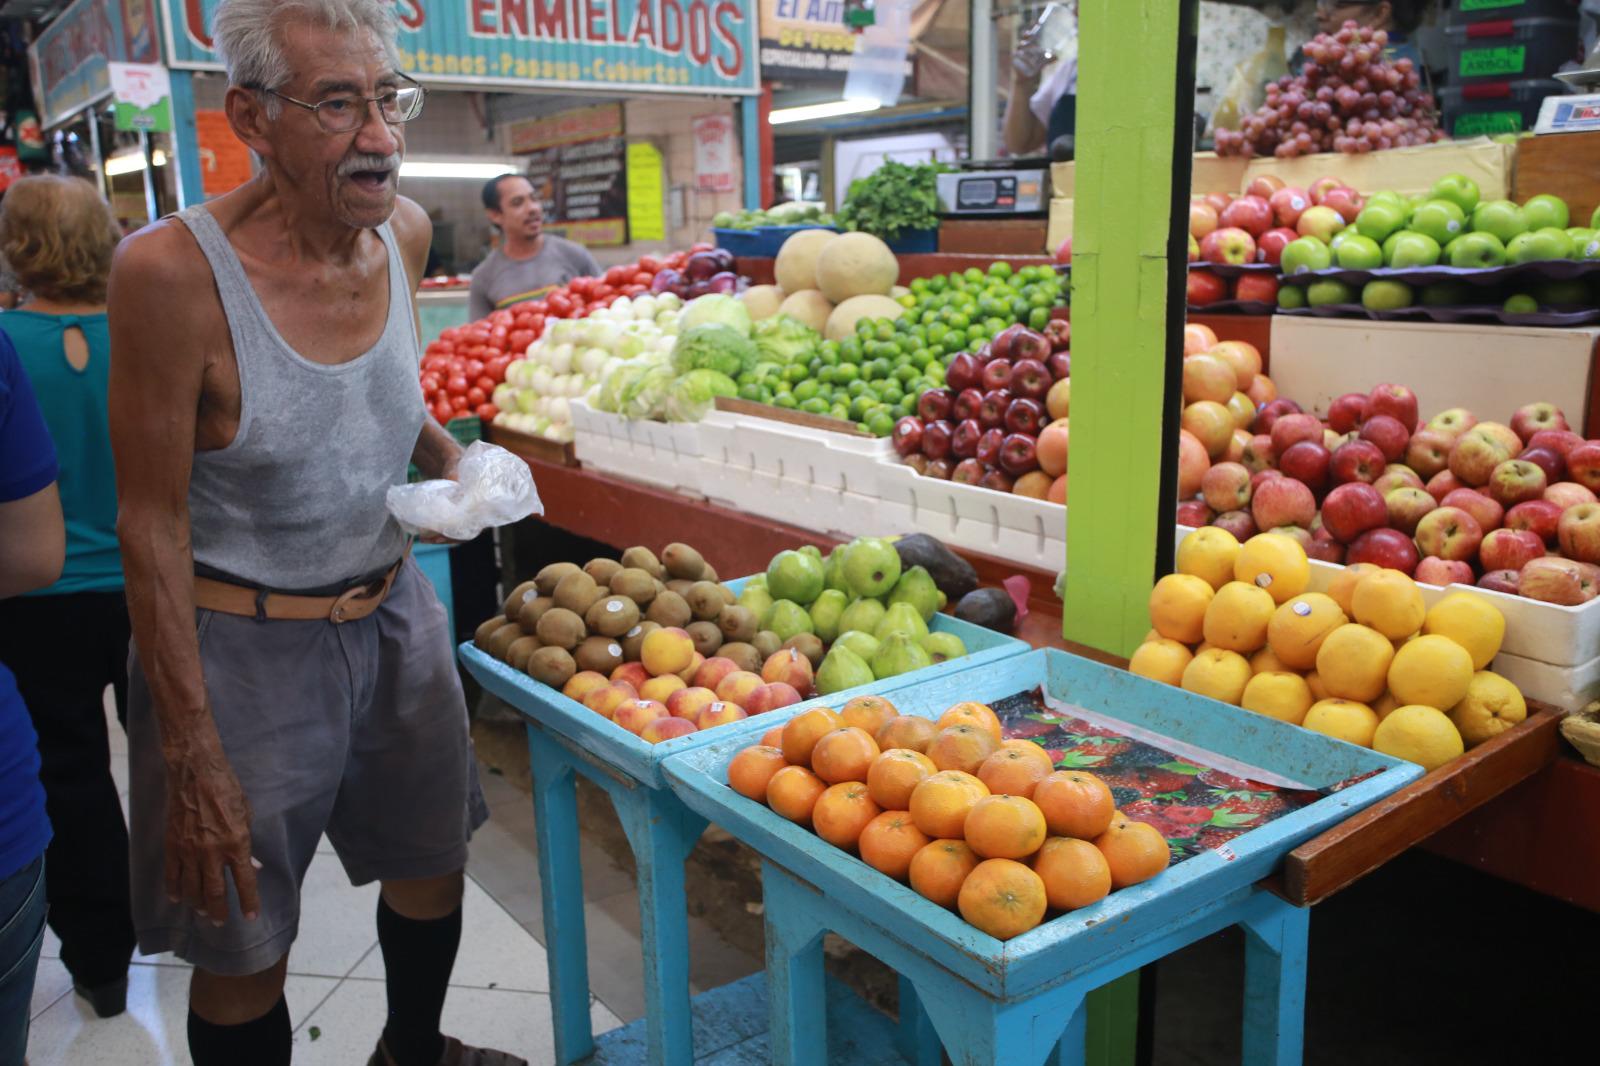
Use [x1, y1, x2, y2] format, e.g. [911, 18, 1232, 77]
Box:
[725, 696, 1170, 940]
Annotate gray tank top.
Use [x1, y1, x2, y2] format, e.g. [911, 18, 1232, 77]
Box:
[179, 205, 423, 592]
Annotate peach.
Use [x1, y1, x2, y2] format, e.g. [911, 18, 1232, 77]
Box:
[678, 651, 705, 684]
[641, 716, 697, 744]
[1037, 422, 1069, 478]
[694, 656, 740, 692]
[666, 686, 718, 721]
[716, 671, 766, 708]
[613, 698, 670, 735]
[641, 627, 695, 677]
[562, 671, 610, 704]
[745, 682, 802, 716]
[697, 701, 749, 729]
[762, 649, 815, 693]
[584, 682, 638, 720]
[640, 675, 687, 703]
[610, 662, 650, 691]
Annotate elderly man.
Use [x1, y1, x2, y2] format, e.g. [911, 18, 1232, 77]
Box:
[467, 173, 599, 321]
[107, 2, 517, 1064]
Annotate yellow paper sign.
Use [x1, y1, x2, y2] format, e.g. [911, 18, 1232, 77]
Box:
[626, 142, 666, 243]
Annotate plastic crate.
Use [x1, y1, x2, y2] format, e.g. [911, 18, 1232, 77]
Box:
[874, 459, 1066, 571]
[711, 227, 766, 256]
[1441, 78, 1568, 135]
[885, 228, 939, 254]
[714, 224, 838, 258]
[1447, 0, 1582, 27]
[1444, 16, 1583, 83]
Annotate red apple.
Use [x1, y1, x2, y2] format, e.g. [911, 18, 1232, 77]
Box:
[1240, 434, 1275, 473]
[1054, 236, 1072, 264]
[1010, 360, 1051, 402]
[1213, 510, 1258, 540]
[1415, 506, 1485, 563]
[981, 360, 1014, 394]
[1251, 468, 1283, 494]
[1321, 186, 1366, 223]
[917, 389, 955, 423]
[1415, 557, 1476, 588]
[952, 386, 983, 422]
[1545, 482, 1599, 510]
[1449, 428, 1515, 487]
[1004, 398, 1046, 436]
[1405, 429, 1456, 480]
[1347, 527, 1421, 575]
[1427, 407, 1478, 438]
[1366, 384, 1419, 433]
[1309, 177, 1345, 204]
[1487, 459, 1549, 508]
[951, 419, 982, 460]
[921, 420, 954, 460]
[1296, 205, 1345, 242]
[1257, 227, 1299, 266]
[1268, 186, 1311, 227]
[946, 354, 984, 394]
[1271, 525, 1314, 552]
[1516, 446, 1565, 486]
[977, 390, 1011, 430]
[1189, 201, 1220, 239]
[976, 427, 1005, 467]
[1307, 530, 1346, 564]
[1358, 414, 1410, 462]
[1385, 487, 1438, 537]
[892, 418, 924, 457]
[991, 325, 1051, 364]
[1425, 469, 1465, 504]
[1327, 392, 1369, 434]
[1270, 413, 1325, 457]
[1234, 274, 1280, 303]
[1558, 502, 1600, 564]
[1321, 482, 1388, 544]
[1510, 402, 1570, 445]
[1046, 351, 1072, 380]
[925, 458, 953, 480]
[951, 458, 986, 485]
[980, 468, 1018, 493]
[1220, 196, 1273, 238]
[1175, 499, 1214, 527]
[1252, 398, 1305, 436]
[1479, 528, 1546, 573]
[1178, 429, 1210, 498]
[1187, 269, 1228, 306]
[1278, 442, 1331, 493]
[1201, 461, 1253, 513]
[999, 433, 1039, 475]
[1519, 556, 1600, 606]
[1567, 442, 1600, 493]
[1526, 429, 1584, 458]
[1506, 499, 1564, 547]
[1331, 439, 1386, 485]
[1440, 488, 1504, 534]
[1199, 227, 1257, 266]
[1252, 476, 1316, 530]
[1478, 570, 1522, 596]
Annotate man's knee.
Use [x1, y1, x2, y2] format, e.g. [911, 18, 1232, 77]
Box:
[381, 870, 465, 921]
[190, 956, 288, 1025]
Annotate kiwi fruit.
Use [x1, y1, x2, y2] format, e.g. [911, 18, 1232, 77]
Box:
[535, 562, 581, 595]
[608, 568, 657, 605]
[535, 608, 586, 650]
[686, 621, 723, 657]
[516, 595, 555, 632]
[621, 621, 660, 661]
[575, 636, 625, 676]
[685, 581, 725, 622]
[717, 605, 757, 643]
[666, 579, 695, 598]
[782, 633, 825, 669]
[718, 584, 736, 606]
[584, 558, 623, 586]
[527, 646, 577, 688]
[752, 630, 783, 659]
[585, 596, 641, 638]
[620, 546, 665, 579]
[719, 642, 762, 673]
[702, 564, 719, 582]
[501, 581, 540, 622]
[474, 615, 508, 650]
[661, 543, 707, 581]
[553, 570, 602, 615]
[645, 590, 691, 629]
[506, 635, 542, 672]
[486, 623, 525, 660]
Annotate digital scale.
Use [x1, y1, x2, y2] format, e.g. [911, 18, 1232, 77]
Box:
[936, 164, 1048, 218]
[1542, 68, 1600, 135]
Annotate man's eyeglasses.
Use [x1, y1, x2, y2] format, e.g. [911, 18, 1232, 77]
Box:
[1316, 0, 1379, 11]
[248, 74, 426, 134]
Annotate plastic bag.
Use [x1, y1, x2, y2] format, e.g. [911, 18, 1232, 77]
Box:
[1207, 25, 1287, 138]
[386, 441, 543, 542]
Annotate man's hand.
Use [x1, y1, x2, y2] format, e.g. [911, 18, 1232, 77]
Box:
[1013, 25, 1047, 80]
[164, 738, 260, 925]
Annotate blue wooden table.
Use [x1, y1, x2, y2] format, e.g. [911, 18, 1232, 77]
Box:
[662, 649, 1423, 1066]
[456, 581, 1028, 1066]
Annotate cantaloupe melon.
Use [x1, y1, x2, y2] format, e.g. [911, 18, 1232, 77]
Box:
[739, 284, 785, 321]
[824, 294, 905, 342]
[779, 290, 834, 333]
[815, 232, 898, 304]
[774, 229, 838, 295]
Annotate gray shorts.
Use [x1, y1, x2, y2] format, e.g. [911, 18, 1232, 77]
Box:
[127, 558, 489, 976]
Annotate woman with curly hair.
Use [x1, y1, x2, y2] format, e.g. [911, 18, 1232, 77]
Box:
[0, 173, 135, 1019]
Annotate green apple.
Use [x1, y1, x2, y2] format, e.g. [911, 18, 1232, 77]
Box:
[1472, 200, 1529, 244]
[1420, 281, 1470, 307]
[1535, 279, 1590, 307]
[1592, 203, 1600, 230]
[1307, 279, 1357, 307]
[1506, 227, 1575, 264]
[1329, 226, 1359, 254]
[1448, 231, 1507, 268]
[1431, 174, 1481, 215]
[1355, 202, 1407, 243]
[1336, 234, 1385, 270]
[1567, 227, 1596, 245]
[1503, 294, 1539, 315]
[1367, 190, 1406, 210]
[1578, 235, 1600, 261]
[1362, 280, 1414, 311]
[1281, 236, 1333, 275]
[1522, 194, 1570, 232]
[1388, 231, 1442, 269]
[1409, 200, 1468, 246]
[1382, 231, 1403, 264]
[1278, 285, 1308, 309]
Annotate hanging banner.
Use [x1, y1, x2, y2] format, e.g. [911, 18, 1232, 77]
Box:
[691, 114, 736, 193]
[30, 0, 163, 129]
[110, 62, 174, 132]
[758, 0, 913, 83]
[626, 141, 666, 241]
[162, 0, 760, 95]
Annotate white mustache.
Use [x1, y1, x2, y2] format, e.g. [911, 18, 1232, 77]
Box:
[338, 153, 401, 178]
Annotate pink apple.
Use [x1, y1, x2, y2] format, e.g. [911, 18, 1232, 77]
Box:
[1320, 186, 1366, 223]
[1519, 556, 1600, 606]
[1327, 392, 1370, 434]
[1178, 429, 1211, 498]
[1385, 487, 1438, 537]
[1252, 476, 1317, 531]
[1427, 408, 1479, 438]
[1240, 434, 1276, 473]
[1415, 557, 1475, 588]
[1449, 428, 1515, 487]
[1527, 429, 1584, 458]
[1516, 446, 1565, 485]
[1478, 421, 1525, 454]
[1257, 227, 1298, 266]
[1252, 398, 1305, 436]
[1331, 439, 1386, 485]
[1199, 227, 1257, 266]
[1187, 269, 1229, 306]
[1295, 205, 1345, 242]
[1226, 429, 1251, 464]
[1175, 500, 1214, 527]
[1366, 384, 1419, 433]
[1201, 461, 1253, 513]
[1271, 525, 1314, 552]
[1220, 195, 1273, 238]
[1487, 459, 1549, 508]
[1234, 274, 1280, 303]
[1309, 177, 1346, 204]
[1426, 470, 1466, 504]
[1558, 503, 1600, 564]
[1269, 187, 1312, 228]
[1440, 488, 1504, 534]
[1415, 506, 1485, 563]
[1404, 430, 1456, 480]
[1506, 499, 1564, 547]
[1278, 441, 1331, 493]
[1213, 510, 1258, 541]
[1319, 483, 1386, 544]
[1510, 402, 1570, 445]
[1270, 413, 1326, 457]
[1359, 414, 1411, 462]
[1190, 201, 1220, 240]
[1374, 466, 1425, 497]
[1478, 570, 1522, 596]
[1479, 528, 1546, 573]
[1566, 442, 1600, 493]
[1347, 527, 1421, 575]
[1307, 530, 1346, 564]
[1251, 468, 1283, 493]
[1246, 174, 1286, 200]
[1545, 482, 1599, 510]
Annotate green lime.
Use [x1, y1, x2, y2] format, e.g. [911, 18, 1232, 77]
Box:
[988, 261, 1014, 279]
[774, 393, 797, 409]
[800, 397, 829, 415]
[793, 379, 820, 402]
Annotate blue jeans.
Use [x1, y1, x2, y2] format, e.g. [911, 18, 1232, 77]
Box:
[0, 855, 47, 1066]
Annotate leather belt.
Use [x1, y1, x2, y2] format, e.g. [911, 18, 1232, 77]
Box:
[193, 550, 408, 624]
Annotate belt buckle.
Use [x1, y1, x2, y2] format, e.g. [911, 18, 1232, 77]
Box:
[329, 576, 387, 624]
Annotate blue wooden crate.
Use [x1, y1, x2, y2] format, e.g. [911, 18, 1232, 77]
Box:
[456, 575, 1029, 790]
[660, 648, 1421, 999]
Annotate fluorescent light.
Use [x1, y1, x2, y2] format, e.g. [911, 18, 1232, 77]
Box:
[400, 159, 518, 180]
[769, 99, 882, 126]
[105, 153, 146, 177]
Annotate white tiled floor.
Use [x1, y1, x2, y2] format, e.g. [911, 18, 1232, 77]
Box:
[24, 697, 625, 1065]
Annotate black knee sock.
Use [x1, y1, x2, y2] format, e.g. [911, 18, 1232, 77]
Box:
[187, 994, 290, 1066]
[377, 895, 462, 1066]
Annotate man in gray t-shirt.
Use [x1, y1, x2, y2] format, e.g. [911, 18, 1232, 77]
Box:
[468, 175, 600, 320]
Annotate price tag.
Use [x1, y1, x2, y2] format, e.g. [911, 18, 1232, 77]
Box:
[1460, 45, 1527, 79]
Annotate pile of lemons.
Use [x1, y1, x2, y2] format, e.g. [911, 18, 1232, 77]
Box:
[1132, 528, 1526, 772]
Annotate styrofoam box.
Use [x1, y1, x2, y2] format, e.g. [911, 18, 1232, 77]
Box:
[876, 460, 1066, 571]
[1268, 316, 1599, 429]
[568, 399, 714, 496]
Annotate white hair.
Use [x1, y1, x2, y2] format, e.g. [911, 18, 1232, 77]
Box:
[213, 0, 400, 116]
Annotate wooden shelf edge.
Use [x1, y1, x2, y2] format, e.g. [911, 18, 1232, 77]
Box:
[485, 424, 578, 467]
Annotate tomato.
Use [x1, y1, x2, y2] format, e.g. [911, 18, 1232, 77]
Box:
[440, 327, 462, 343]
[489, 310, 514, 328]
[420, 373, 441, 392]
[547, 294, 574, 317]
[451, 395, 471, 413]
[512, 311, 537, 330]
[475, 403, 499, 422]
[591, 284, 614, 301]
[528, 314, 546, 334]
[631, 271, 653, 286]
[621, 284, 647, 297]
[489, 324, 509, 343]
[446, 374, 469, 395]
[462, 358, 483, 377]
[638, 255, 663, 272]
[432, 401, 454, 424]
[486, 356, 511, 381]
[690, 241, 713, 253]
[466, 386, 487, 407]
[507, 329, 535, 353]
[474, 375, 496, 394]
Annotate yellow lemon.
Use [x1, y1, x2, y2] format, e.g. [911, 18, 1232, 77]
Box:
[1241, 672, 1314, 725]
[1302, 699, 1380, 748]
[1234, 533, 1311, 605]
[1149, 574, 1214, 645]
[1314, 624, 1395, 703]
[1202, 581, 1276, 653]
[1266, 592, 1348, 670]
[1448, 671, 1526, 748]
[1423, 592, 1506, 671]
[1373, 690, 1401, 720]
[1250, 645, 1290, 674]
[1388, 634, 1474, 710]
[1325, 561, 1379, 618]
[1176, 527, 1241, 591]
[1128, 639, 1193, 687]
[1374, 705, 1464, 771]
[1180, 648, 1252, 705]
[1305, 670, 1330, 702]
[1350, 569, 1427, 640]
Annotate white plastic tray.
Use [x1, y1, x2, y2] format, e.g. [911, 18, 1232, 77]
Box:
[875, 460, 1066, 571]
[697, 414, 892, 499]
[569, 400, 716, 496]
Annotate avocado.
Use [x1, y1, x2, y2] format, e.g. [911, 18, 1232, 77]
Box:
[893, 534, 979, 604]
[953, 587, 1016, 633]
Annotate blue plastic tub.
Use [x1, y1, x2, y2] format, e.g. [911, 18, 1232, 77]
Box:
[715, 224, 839, 258]
[886, 228, 939, 254]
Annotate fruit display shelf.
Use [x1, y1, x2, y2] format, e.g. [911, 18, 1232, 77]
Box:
[1278, 259, 1600, 327]
[568, 398, 730, 497]
[660, 649, 1419, 1065]
[874, 460, 1065, 572]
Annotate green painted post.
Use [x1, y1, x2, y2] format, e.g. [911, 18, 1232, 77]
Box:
[1065, 0, 1197, 658]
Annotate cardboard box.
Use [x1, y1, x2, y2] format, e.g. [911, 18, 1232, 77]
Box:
[1047, 197, 1073, 253]
[1050, 151, 1247, 199]
[1240, 136, 1515, 199]
[938, 218, 1051, 256]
